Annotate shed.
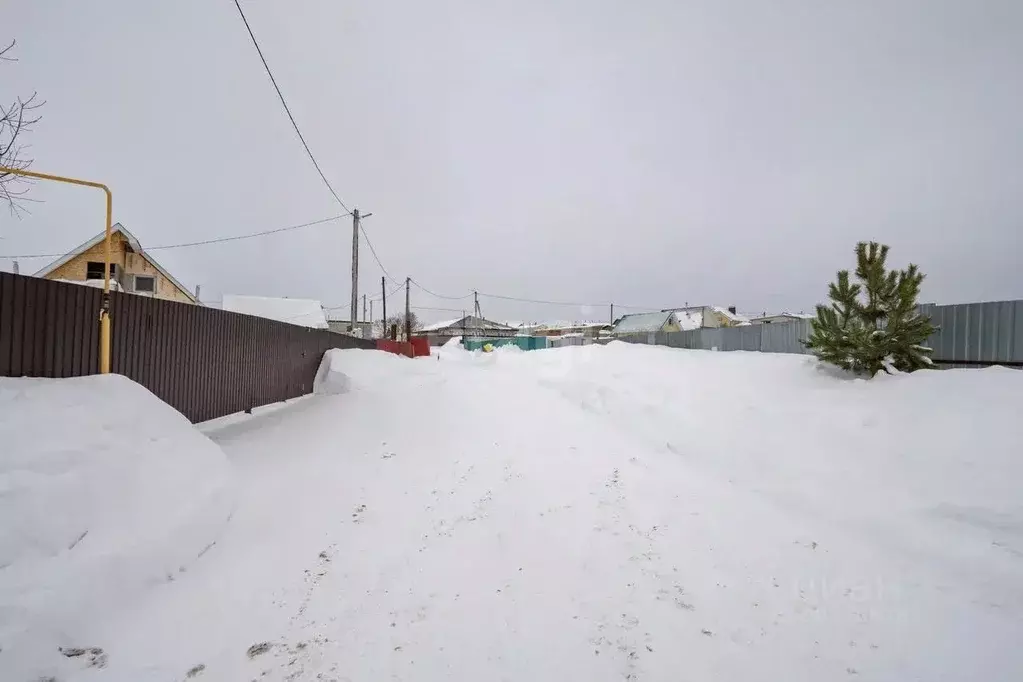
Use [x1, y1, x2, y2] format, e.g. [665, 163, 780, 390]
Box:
[421, 315, 516, 345]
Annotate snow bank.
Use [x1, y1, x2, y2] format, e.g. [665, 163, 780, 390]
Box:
[491, 342, 1023, 574]
[0, 375, 234, 679]
[34, 344, 1021, 680]
[438, 342, 1023, 678]
[313, 349, 352, 395]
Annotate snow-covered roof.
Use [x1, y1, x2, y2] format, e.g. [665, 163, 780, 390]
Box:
[664, 305, 749, 328]
[613, 311, 677, 334]
[675, 309, 704, 331]
[712, 306, 750, 325]
[34, 223, 196, 303]
[749, 312, 814, 323]
[221, 295, 328, 329]
[532, 320, 611, 331]
[419, 316, 514, 333]
[419, 317, 465, 333]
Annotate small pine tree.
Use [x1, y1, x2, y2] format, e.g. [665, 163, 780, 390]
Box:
[806, 242, 936, 376]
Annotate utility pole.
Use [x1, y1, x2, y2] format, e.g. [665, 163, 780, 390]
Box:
[350, 208, 360, 333]
[381, 276, 387, 335]
[369, 299, 374, 336]
[610, 303, 614, 325]
[362, 294, 367, 325]
[404, 276, 411, 341]
[473, 290, 481, 318]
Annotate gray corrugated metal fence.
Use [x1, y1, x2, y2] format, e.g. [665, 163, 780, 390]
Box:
[925, 300, 1023, 365]
[609, 300, 1023, 366]
[758, 319, 814, 354]
[623, 322, 812, 354]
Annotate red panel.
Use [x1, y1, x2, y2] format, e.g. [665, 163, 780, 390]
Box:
[376, 339, 413, 357]
[410, 336, 431, 357]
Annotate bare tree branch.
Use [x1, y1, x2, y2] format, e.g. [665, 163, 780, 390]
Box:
[0, 40, 17, 61]
[1, 39, 44, 215]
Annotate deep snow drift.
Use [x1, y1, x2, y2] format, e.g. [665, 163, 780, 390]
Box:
[0, 375, 234, 681]
[2, 344, 1021, 681]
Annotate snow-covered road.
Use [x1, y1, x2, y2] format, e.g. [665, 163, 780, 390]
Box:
[4, 343, 1022, 681]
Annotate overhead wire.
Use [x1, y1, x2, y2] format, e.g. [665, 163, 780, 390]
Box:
[359, 222, 401, 285]
[477, 291, 596, 308]
[374, 281, 405, 302]
[231, 0, 351, 215]
[0, 214, 347, 260]
[6, 5, 690, 320]
[409, 304, 469, 313]
[409, 278, 472, 300]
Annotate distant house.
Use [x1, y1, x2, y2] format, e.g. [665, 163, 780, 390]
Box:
[612, 311, 683, 335]
[325, 313, 374, 338]
[662, 305, 749, 329]
[420, 315, 516, 345]
[531, 321, 612, 339]
[222, 294, 328, 329]
[34, 222, 196, 304]
[749, 312, 814, 325]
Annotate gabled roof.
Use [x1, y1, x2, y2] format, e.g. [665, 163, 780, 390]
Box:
[531, 320, 611, 331]
[711, 306, 750, 325]
[33, 223, 196, 303]
[613, 311, 678, 334]
[663, 305, 750, 327]
[222, 295, 328, 329]
[675, 309, 704, 330]
[749, 312, 813, 322]
[419, 315, 514, 333]
[419, 317, 466, 333]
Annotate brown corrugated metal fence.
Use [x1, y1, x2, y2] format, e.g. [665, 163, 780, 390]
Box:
[1, 272, 374, 422]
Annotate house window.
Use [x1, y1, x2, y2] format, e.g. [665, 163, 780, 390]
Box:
[133, 275, 156, 293]
[86, 261, 116, 279]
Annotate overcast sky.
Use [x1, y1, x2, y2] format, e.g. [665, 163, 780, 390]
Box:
[2, 0, 1021, 324]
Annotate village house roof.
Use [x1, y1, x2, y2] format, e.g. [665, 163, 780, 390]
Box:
[613, 311, 678, 334]
[33, 222, 196, 303]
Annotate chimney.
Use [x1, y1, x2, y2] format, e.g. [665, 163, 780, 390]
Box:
[12, 260, 19, 275]
[728, 305, 737, 315]
[194, 284, 201, 301]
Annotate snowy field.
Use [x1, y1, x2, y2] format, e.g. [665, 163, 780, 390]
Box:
[2, 343, 1021, 681]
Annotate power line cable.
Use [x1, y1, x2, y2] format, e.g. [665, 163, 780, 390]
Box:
[477, 290, 686, 314]
[409, 278, 473, 300]
[358, 222, 401, 285]
[231, 0, 351, 215]
[409, 304, 469, 313]
[0, 214, 346, 259]
[477, 291, 595, 307]
[372, 281, 404, 303]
